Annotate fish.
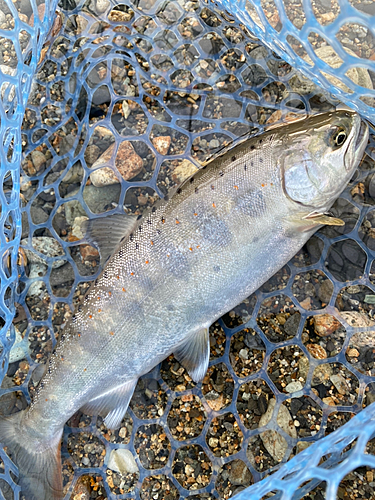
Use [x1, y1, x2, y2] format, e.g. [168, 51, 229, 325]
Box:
[0, 110, 368, 499]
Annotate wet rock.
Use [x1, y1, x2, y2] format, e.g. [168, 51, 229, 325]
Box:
[107, 449, 139, 474]
[259, 399, 297, 462]
[152, 135, 171, 155]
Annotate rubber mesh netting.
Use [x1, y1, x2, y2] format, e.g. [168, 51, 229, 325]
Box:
[1, 0, 375, 498]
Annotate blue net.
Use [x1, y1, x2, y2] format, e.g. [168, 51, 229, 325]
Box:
[217, 0, 375, 124]
[1, 0, 375, 499]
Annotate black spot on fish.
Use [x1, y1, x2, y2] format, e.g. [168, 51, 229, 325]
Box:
[244, 165, 247, 171]
[137, 214, 142, 220]
[157, 229, 161, 235]
[135, 243, 139, 249]
[231, 155, 236, 161]
[259, 158, 263, 163]
[213, 265, 220, 272]
[236, 189, 267, 217]
[164, 195, 169, 202]
[219, 171, 224, 177]
[177, 188, 182, 194]
[195, 187, 199, 194]
[78, 305, 82, 312]
[190, 177, 194, 183]
[250, 145, 255, 150]
[259, 139, 262, 144]
[152, 206, 157, 213]
[147, 219, 152, 225]
[139, 225, 142, 232]
[130, 234, 134, 241]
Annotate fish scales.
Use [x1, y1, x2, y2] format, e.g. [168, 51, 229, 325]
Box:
[0, 110, 369, 500]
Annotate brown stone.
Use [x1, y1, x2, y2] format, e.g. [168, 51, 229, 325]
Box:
[306, 343, 327, 360]
[314, 314, 341, 337]
[80, 245, 99, 261]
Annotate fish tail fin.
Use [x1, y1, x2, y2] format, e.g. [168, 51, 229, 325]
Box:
[0, 411, 63, 500]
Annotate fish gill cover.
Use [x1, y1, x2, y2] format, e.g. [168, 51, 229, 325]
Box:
[0, 0, 374, 499]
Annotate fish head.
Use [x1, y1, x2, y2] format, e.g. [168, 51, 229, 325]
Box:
[281, 110, 368, 214]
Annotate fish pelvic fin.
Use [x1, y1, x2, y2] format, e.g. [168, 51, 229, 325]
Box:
[174, 328, 210, 383]
[81, 378, 137, 430]
[0, 411, 63, 500]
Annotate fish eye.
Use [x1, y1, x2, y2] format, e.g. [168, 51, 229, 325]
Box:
[330, 127, 348, 148]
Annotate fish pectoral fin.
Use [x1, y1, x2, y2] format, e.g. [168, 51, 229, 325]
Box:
[174, 328, 210, 383]
[81, 379, 137, 430]
[303, 213, 345, 226]
[82, 213, 138, 266]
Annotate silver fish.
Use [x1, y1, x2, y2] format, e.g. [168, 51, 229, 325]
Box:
[0, 110, 368, 499]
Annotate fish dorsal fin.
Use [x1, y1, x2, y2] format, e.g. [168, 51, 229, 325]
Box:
[174, 328, 210, 383]
[81, 379, 137, 429]
[82, 213, 138, 266]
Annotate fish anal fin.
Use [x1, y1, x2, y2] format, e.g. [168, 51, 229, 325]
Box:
[82, 213, 138, 266]
[174, 328, 209, 383]
[81, 379, 137, 430]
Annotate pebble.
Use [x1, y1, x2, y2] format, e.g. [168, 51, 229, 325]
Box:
[340, 312, 375, 348]
[314, 314, 341, 337]
[330, 374, 349, 395]
[30, 150, 47, 172]
[306, 343, 327, 360]
[228, 460, 252, 486]
[239, 348, 248, 360]
[259, 399, 297, 462]
[285, 381, 303, 393]
[71, 216, 89, 240]
[90, 142, 143, 187]
[152, 136, 171, 155]
[107, 449, 139, 474]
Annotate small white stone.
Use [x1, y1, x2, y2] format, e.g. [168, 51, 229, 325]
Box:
[239, 348, 248, 360]
[108, 449, 138, 475]
[285, 381, 303, 393]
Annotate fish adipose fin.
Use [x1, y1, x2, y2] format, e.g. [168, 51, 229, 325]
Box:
[0, 411, 63, 500]
[174, 328, 210, 383]
[82, 213, 138, 266]
[81, 378, 137, 429]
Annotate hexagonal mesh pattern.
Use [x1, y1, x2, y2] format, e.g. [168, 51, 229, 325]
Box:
[217, 0, 375, 123]
[1, 0, 375, 500]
